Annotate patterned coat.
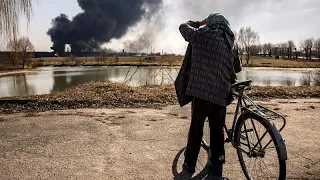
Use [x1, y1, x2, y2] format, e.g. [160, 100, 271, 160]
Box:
[174, 21, 242, 107]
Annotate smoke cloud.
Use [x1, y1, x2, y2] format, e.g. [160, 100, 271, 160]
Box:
[47, 0, 163, 55]
[104, 0, 253, 54]
[123, 6, 164, 53]
[46, 0, 320, 55]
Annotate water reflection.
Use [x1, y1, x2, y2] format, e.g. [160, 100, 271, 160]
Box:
[0, 66, 316, 97]
[262, 78, 271, 86]
[237, 70, 301, 86]
[1, 74, 35, 97]
[115, 66, 179, 86]
[51, 68, 113, 93]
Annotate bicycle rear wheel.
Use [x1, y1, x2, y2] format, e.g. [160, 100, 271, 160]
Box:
[235, 113, 286, 179]
[202, 118, 210, 150]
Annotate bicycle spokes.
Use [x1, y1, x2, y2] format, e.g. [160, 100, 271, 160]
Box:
[237, 117, 282, 179]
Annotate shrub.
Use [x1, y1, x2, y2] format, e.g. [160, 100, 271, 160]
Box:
[31, 59, 45, 68]
[312, 69, 320, 86]
[300, 72, 312, 86]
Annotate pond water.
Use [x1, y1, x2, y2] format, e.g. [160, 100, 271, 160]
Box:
[0, 66, 316, 97]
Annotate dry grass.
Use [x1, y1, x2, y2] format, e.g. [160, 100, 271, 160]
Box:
[0, 82, 319, 113]
[30, 56, 184, 66]
[249, 86, 320, 99]
[0, 64, 23, 71]
[245, 56, 320, 68]
[30, 56, 319, 68]
[299, 69, 320, 86]
[312, 69, 320, 85]
[1, 55, 319, 70]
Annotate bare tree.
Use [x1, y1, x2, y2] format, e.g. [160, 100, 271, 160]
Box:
[19, 37, 35, 68]
[303, 38, 314, 60]
[233, 30, 243, 62]
[250, 44, 261, 56]
[279, 43, 288, 58]
[288, 40, 295, 59]
[7, 37, 35, 68]
[7, 40, 19, 65]
[238, 27, 260, 65]
[257, 44, 262, 55]
[262, 43, 273, 56]
[314, 38, 320, 60]
[299, 40, 305, 59]
[233, 30, 238, 46]
[273, 45, 280, 59]
[265, 43, 273, 57]
[262, 43, 268, 55]
[0, 0, 34, 43]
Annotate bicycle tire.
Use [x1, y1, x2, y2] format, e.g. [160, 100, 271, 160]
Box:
[202, 118, 210, 150]
[235, 113, 286, 180]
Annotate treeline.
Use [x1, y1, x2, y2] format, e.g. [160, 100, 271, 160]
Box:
[235, 27, 320, 64]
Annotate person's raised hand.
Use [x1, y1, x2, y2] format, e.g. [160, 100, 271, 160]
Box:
[199, 19, 207, 26]
[187, 20, 200, 28]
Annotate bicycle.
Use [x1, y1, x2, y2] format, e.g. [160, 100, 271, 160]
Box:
[202, 80, 287, 179]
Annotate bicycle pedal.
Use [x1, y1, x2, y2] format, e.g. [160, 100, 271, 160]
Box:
[241, 129, 254, 133]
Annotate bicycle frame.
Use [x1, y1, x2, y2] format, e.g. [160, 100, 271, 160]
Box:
[224, 86, 247, 145]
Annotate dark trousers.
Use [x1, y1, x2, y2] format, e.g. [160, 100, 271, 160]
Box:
[184, 97, 226, 169]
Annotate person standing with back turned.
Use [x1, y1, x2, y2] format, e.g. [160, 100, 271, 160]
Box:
[174, 13, 242, 179]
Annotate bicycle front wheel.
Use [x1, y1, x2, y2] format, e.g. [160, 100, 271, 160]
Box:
[235, 113, 286, 179]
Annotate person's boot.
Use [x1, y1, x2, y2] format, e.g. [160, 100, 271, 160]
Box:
[207, 161, 223, 177]
[206, 175, 229, 180]
[183, 150, 196, 174]
[182, 162, 196, 174]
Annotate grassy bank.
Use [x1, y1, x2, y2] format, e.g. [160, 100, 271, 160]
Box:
[32, 56, 320, 68]
[0, 82, 319, 114]
[1, 56, 319, 72]
[0, 64, 33, 72]
[244, 56, 320, 68]
[31, 56, 183, 67]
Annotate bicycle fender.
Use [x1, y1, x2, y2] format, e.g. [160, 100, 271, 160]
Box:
[268, 121, 288, 160]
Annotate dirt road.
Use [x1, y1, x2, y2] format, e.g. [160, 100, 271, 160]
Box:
[0, 99, 319, 179]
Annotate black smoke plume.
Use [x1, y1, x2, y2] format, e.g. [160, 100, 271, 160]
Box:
[47, 0, 163, 55]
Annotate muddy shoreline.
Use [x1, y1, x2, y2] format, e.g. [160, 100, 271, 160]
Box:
[0, 69, 43, 77]
[0, 65, 318, 77]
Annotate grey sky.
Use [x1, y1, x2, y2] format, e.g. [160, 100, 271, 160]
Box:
[16, 0, 320, 54]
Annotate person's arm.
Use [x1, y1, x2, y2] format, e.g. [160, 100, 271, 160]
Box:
[179, 19, 206, 42]
[234, 53, 242, 73]
[230, 49, 242, 84]
[199, 19, 206, 26]
[233, 46, 242, 73]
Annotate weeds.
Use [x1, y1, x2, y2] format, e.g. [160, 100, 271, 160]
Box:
[300, 72, 312, 86]
[31, 59, 45, 68]
[300, 69, 320, 86]
[312, 69, 320, 86]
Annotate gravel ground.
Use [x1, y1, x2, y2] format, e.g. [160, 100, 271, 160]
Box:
[0, 98, 319, 179]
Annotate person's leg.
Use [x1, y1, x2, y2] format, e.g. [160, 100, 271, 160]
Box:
[208, 104, 227, 177]
[184, 98, 209, 170]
